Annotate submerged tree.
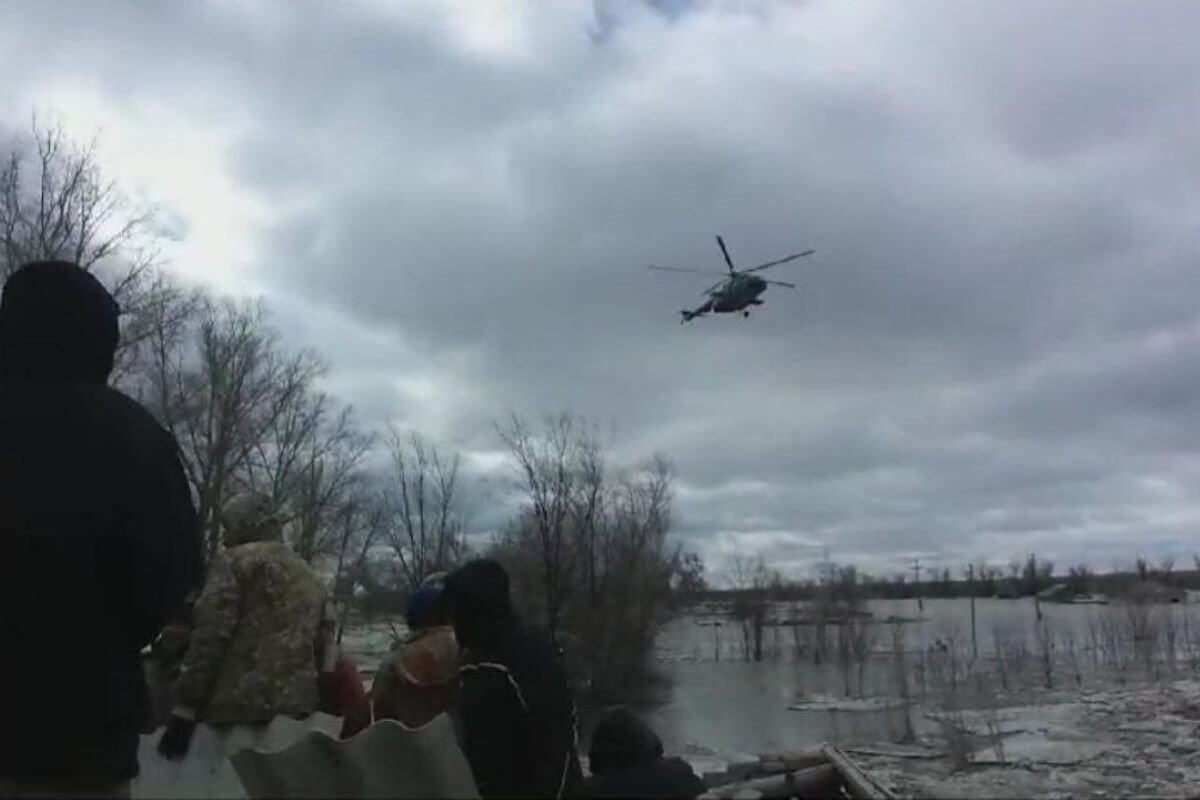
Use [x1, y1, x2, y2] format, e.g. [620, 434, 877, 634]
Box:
[729, 553, 775, 663]
[492, 413, 687, 706]
[495, 413, 597, 641]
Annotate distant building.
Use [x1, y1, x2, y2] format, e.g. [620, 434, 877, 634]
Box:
[1036, 583, 1109, 604]
[1036, 583, 1071, 602]
[1114, 580, 1187, 604]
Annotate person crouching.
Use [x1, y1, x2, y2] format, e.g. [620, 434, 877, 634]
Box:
[580, 707, 706, 799]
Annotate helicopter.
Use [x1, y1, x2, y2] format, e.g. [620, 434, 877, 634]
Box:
[648, 235, 815, 323]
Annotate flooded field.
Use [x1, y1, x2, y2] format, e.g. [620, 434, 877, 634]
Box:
[341, 597, 1200, 773]
[649, 597, 1200, 768]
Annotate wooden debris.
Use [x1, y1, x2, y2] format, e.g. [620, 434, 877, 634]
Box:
[700, 764, 840, 799]
[702, 746, 896, 800]
[702, 751, 826, 787]
[820, 744, 897, 800]
[842, 745, 942, 761]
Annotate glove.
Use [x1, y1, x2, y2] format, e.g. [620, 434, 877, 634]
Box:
[157, 713, 198, 761]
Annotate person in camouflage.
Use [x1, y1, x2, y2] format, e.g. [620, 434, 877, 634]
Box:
[155, 491, 329, 759]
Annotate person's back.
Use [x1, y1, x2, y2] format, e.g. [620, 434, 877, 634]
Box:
[371, 573, 460, 730]
[141, 495, 336, 798]
[0, 261, 202, 793]
[170, 510, 327, 725]
[579, 707, 706, 799]
[444, 558, 583, 799]
[580, 758, 705, 799]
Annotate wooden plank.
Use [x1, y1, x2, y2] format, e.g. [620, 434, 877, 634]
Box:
[700, 763, 841, 799]
[703, 752, 827, 788]
[842, 745, 941, 761]
[819, 743, 897, 800]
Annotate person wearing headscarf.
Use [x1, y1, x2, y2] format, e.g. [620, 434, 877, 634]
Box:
[0, 261, 202, 798]
[370, 572, 460, 729]
[443, 558, 583, 799]
[579, 707, 706, 799]
[140, 492, 332, 797]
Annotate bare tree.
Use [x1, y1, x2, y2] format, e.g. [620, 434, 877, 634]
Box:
[137, 296, 325, 560]
[247, 394, 374, 563]
[573, 454, 678, 702]
[122, 268, 204, 403]
[728, 552, 773, 662]
[673, 551, 707, 602]
[965, 563, 978, 661]
[381, 428, 465, 592]
[488, 422, 683, 706]
[1135, 555, 1150, 581]
[1160, 556, 1175, 586]
[329, 487, 387, 643]
[573, 433, 607, 608]
[113, 268, 205, 392]
[495, 413, 599, 640]
[0, 115, 161, 372]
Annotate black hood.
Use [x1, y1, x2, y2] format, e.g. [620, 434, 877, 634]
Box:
[0, 260, 120, 385]
[588, 707, 665, 775]
[443, 558, 518, 652]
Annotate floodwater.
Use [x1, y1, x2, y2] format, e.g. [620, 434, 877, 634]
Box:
[646, 597, 1200, 767]
[341, 597, 1200, 770]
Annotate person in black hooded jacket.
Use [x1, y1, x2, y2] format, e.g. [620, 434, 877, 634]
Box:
[0, 261, 203, 797]
[442, 558, 583, 799]
[580, 707, 706, 799]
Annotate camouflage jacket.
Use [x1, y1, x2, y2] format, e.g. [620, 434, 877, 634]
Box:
[175, 541, 327, 724]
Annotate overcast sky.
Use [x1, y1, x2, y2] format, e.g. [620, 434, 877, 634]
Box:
[4, 0, 1199, 582]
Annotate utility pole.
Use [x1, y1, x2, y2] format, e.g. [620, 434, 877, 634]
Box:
[911, 558, 924, 614]
[967, 563, 978, 661]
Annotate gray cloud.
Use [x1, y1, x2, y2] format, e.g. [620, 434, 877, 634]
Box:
[5, 0, 1200, 580]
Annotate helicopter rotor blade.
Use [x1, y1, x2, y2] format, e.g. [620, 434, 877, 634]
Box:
[715, 235, 735, 273]
[765, 279, 797, 289]
[701, 278, 728, 296]
[647, 265, 729, 276]
[743, 249, 815, 273]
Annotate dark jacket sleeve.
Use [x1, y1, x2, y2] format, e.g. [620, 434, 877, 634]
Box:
[459, 664, 527, 798]
[129, 432, 202, 647]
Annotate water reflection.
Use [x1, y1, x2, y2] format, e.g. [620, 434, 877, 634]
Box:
[643, 596, 1200, 764]
[342, 597, 1200, 769]
[644, 659, 915, 767]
